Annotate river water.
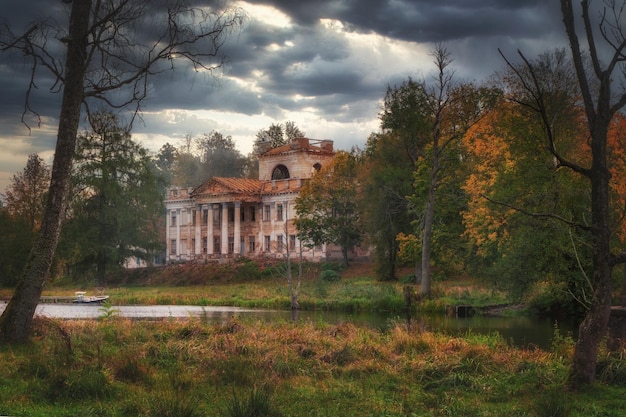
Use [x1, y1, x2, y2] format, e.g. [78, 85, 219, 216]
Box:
[0, 302, 575, 350]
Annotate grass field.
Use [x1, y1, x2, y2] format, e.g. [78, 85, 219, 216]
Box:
[0, 261, 624, 416]
[0, 316, 625, 416]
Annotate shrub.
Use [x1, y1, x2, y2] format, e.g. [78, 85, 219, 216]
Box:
[322, 261, 343, 271]
[51, 366, 113, 401]
[533, 388, 572, 417]
[222, 386, 282, 417]
[148, 369, 204, 417]
[320, 269, 341, 282]
[597, 355, 626, 385]
[550, 323, 575, 360]
[233, 259, 262, 281]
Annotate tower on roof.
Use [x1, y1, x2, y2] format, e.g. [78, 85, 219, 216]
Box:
[258, 138, 335, 181]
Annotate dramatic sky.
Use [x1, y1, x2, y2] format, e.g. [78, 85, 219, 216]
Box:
[0, 0, 569, 192]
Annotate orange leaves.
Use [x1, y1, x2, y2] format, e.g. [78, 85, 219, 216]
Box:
[461, 105, 515, 252]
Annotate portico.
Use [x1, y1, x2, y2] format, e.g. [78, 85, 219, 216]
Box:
[164, 138, 337, 263]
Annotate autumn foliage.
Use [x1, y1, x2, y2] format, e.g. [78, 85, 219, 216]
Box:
[608, 114, 626, 243]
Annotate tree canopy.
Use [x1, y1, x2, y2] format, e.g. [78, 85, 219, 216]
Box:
[196, 131, 247, 180]
[295, 151, 361, 266]
[253, 121, 305, 154]
[359, 132, 415, 280]
[61, 111, 164, 285]
[2, 154, 51, 232]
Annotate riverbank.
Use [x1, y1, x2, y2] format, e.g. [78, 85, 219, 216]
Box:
[0, 317, 624, 416]
[2, 261, 513, 316]
[0, 262, 624, 415]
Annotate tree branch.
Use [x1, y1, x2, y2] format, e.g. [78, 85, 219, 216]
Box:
[481, 193, 592, 231]
[582, 0, 603, 78]
[560, 0, 597, 123]
[498, 48, 592, 178]
[611, 251, 626, 267]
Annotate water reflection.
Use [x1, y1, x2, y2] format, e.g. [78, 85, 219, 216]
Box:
[422, 314, 576, 349]
[1, 302, 576, 350]
[289, 310, 576, 350]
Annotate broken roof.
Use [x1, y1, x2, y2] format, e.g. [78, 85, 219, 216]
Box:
[260, 138, 334, 157]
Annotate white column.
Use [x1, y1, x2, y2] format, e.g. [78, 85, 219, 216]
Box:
[195, 206, 202, 257]
[186, 208, 192, 260]
[221, 203, 228, 255]
[270, 202, 276, 253]
[165, 208, 171, 262]
[257, 203, 264, 255]
[234, 202, 241, 256]
[175, 208, 181, 260]
[207, 204, 214, 254]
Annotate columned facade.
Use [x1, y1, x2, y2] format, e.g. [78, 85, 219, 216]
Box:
[165, 138, 345, 263]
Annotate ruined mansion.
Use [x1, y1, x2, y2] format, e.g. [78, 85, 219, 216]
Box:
[164, 138, 353, 263]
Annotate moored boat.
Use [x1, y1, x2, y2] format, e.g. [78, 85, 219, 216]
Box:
[73, 291, 110, 304]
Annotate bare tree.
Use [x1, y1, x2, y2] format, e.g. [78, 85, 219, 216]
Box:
[560, 0, 626, 386]
[0, 0, 243, 342]
[501, 0, 626, 385]
[383, 45, 498, 296]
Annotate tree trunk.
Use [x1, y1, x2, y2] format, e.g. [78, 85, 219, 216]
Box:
[0, 0, 92, 343]
[97, 250, 107, 287]
[620, 265, 626, 307]
[569, 120, 613, 385]
[421, 155, 438, 297]
[342, 245, 349, 268]
[414, 259, 422, 284]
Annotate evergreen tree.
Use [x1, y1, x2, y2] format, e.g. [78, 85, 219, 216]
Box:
[195, 130, 247, 179]
[359, 132, 415, 280]
[2, 154, 51, 232]
[61, 111, 164, 285]
[0, 209, 33, 287]
[154, 142, 178, 189]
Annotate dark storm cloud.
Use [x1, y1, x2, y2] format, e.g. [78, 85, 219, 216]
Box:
[0, 0, 572, 190]
[244, 0, 562, 42]
[200, 16, 387, 121]
[0, 0, 566, 123]
[218, 0, 565, 116]
[145, 70, 265, 115]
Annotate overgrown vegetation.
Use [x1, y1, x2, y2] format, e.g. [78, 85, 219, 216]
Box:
[0, 262, 624, 414]
[0, 261, 521, 316]
[0, 316, 624, 416]
[0, 260, 608, 322]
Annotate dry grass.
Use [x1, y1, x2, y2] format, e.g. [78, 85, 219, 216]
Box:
[0, 316, 597, 416]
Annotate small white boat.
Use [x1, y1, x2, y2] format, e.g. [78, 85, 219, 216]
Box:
[73, 291, 110, 304]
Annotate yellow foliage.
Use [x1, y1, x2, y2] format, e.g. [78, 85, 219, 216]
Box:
[396, 232, 421, 263]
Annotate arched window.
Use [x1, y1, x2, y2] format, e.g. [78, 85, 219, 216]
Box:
[313, 163, 322, 172]
[271, 164, 290, 180]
